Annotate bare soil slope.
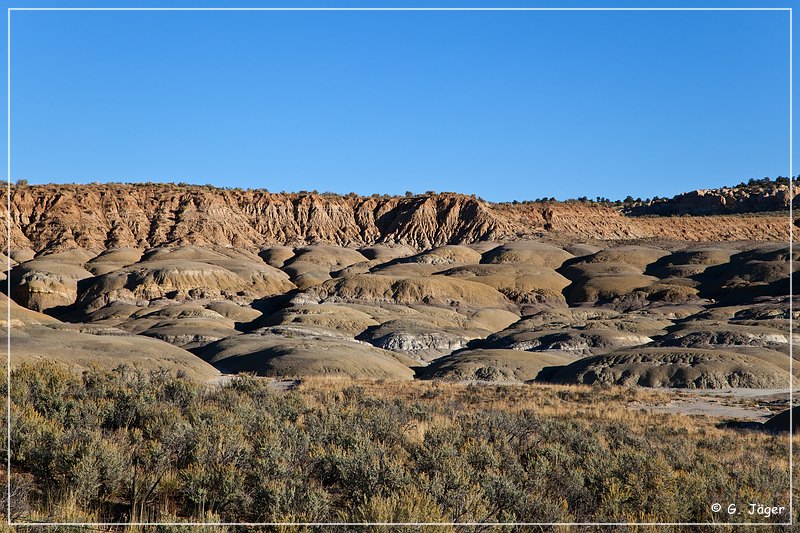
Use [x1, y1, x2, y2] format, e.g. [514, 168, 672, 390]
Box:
[3, 184, 792, 253]
[3, 183, 794, 387]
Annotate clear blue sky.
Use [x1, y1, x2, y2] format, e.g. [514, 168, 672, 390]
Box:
[3, 1, 794, 202]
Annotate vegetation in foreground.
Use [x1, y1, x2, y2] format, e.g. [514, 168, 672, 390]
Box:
[0, 363, 795, 531]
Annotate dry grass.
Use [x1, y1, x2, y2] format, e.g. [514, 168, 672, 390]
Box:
[1, 364, 796, 530]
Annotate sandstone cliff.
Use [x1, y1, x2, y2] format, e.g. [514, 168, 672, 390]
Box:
[1, 183, 792, 253]
[624, 180, 797, 216]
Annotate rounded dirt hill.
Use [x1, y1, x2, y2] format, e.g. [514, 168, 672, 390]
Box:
[420, 349, 576, 383]
[4, 295, 219, 381]
[195, 330, 415, 380]
[539, 347, 790, 388]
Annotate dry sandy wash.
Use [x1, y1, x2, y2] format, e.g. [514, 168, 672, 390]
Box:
[1, 182, 797, 389]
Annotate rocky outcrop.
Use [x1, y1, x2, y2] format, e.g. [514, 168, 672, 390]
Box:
[3, 185, 512, 252]
[625, 181, 797, 216]
[1, 184, 793, 254]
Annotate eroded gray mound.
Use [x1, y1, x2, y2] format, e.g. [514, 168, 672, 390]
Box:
[4, 295, 219, 381]
[195, 329, 415, 380]
[420, 349, 576, 383]
[3, 238, 793, 387]
[539, 347, 789, 388]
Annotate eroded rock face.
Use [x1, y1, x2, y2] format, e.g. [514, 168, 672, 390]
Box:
[2, 182, 794, 388]
[10, 259, 94, 312]
[76, 247, 295, 312]
[625, 181, 796, 216]
[1, 184, 792, 254]
[4, 186, 515, 251]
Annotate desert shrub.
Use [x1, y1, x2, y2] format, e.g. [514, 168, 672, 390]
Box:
[3, 363, 794, 528]
[350, 489, 451, 529]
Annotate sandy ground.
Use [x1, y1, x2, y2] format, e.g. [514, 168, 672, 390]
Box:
[639, 388, 798, 421]
[207, 373, 796, 422]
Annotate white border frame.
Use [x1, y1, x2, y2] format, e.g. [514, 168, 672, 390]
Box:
[4, 5, 794, 528]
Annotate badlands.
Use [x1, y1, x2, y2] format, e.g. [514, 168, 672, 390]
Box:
[2, 180, 797, 389]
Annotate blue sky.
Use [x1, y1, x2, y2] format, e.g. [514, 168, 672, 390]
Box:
[2, 1, 794, 202]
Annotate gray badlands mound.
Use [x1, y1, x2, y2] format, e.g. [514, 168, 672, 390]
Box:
[437, 263, 570, 306]
[369, 262, 445, 277]
[559, 246, 672, 306]
[4, 237, 793, 387]
[85, 247, 144, 275]
[420, 349, 576, 382]
[655, 320, 790, 348]
[258, 246, 296, 268]
[2, 184, 794, 387]
[9, 248, 35, 263]
[257, 300, 519, 363]
[763, 406, 800, 433]
[697, 244, 796, 303]
[77, 246, 294, 312]
[205, 300, 263, 322]
[540, 347, 790, 388]
[10, 257, 94, 312]
[482, 311, 669, 355]
[121, 305, 240, 349]
[195, 329, 415, 380]
[286, 245, 368, 270]
[645, 246, 737, 279]
[278, 245, 369, 288]
[563, 243, 602, 258]
[357, 243, 417, 262]
[259, 304, 380, 336]
[400, 245, 483, 265]
[308, 273, 516, 311]
[580, 245, 670, 268]
[3, 295, 218, 381]
[356, 319, 478, 362]
[481, 241, 573, 268]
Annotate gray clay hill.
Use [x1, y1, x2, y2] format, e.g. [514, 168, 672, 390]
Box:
[2, 180, 797, 388]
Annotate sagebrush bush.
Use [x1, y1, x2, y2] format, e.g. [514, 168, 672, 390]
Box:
[0, 362, 795, 530]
